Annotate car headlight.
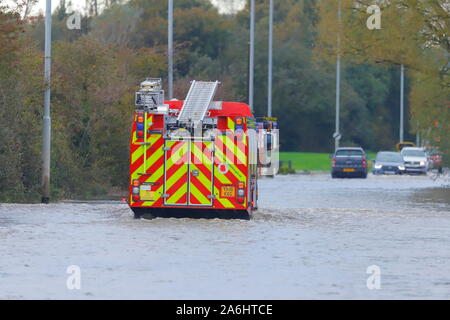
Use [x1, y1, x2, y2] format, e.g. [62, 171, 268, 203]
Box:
[398, 165, 405, 170]
[420, 161, 425, 166]
[374, 164, 382, 169]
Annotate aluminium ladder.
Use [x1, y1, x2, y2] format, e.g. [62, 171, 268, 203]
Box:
[177, 81, 219, 125]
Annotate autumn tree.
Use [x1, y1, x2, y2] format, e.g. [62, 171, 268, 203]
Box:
[0, 2, 43, 201]
[316, 0, 449, 155]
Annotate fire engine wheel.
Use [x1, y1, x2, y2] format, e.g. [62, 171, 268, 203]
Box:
[132, 208, 155, 220]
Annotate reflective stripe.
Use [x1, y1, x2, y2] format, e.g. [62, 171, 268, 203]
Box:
[189, 142, 213, 206]
[164, 141, 189, 205]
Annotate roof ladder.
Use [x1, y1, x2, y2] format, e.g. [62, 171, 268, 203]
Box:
[177, 80, 219, 126]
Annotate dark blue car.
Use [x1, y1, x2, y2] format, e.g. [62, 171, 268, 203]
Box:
[331, 147, 368, 179]
[373, 152, 406, 175]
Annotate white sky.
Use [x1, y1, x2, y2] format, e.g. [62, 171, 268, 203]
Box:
[31, 0, 245, 15]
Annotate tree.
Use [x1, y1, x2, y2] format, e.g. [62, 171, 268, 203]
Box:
[316, 0, 449, 153]
[0, 2, 43, 201]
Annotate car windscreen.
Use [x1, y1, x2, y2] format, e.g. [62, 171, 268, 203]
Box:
[402, 150, 426, 157]
[376, 153, 403, 162]
[336, 150, 363, 156]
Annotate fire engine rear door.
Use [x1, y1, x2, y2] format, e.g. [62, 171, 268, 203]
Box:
[163, 140, 189, 206]
[189, 140, 214, 206]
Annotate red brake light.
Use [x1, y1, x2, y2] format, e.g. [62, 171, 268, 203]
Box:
[236, 184, 245, 204]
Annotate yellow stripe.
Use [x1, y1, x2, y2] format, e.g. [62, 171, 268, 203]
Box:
[146, 162, 164, 183]
[131, 148, 144, 164]
[227, 117, 235, 130]
[166, 142, 189, 169]
[190, 163, 214, 205]
[165, 141, 189, 204]
[223, 135, 247, 165]
[194, 164, 212, 189]
[189, 142, 214, 205]
[132, 135, 163, 176]
[212, 156, 235, 206]
[166, 162, 187, 190]
[215, 144, 246, 181]
[191, 142, 213, 165]
[167, 182, 187, 204]
[190, 183, 209, 204]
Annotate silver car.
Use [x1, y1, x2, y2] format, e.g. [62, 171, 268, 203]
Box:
[401, 147, 428, 175]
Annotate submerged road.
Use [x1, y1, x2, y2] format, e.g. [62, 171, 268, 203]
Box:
[0, 174, 449, 299]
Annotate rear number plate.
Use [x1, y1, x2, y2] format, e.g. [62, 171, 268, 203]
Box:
[140, 188, 155, 201]
[220, 186, 236, 198]
[343, 168, 355, 172]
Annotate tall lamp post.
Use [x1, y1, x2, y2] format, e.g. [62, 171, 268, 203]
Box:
[168, 0, 174, 100]
[334, 1, 342, 151]
[41, 0, 52, 204]
[267, 0, 273, 117]
[400, 64, 405, 143]
[249, 0, 255, 111]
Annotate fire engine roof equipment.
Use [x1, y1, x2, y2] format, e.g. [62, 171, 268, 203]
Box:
[177, 80, 219, 125]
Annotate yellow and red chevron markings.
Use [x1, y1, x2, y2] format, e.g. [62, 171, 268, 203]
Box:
[129, 113, 249, 211]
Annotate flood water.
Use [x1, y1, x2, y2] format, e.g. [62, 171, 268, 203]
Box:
[0, 174, 449, 299]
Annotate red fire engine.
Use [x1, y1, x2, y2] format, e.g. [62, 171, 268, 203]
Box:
[128, 78, 272, 219]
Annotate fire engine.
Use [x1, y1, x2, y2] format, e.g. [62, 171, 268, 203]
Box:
[257, 117, 279, 177]
[128, 78, 277, 219]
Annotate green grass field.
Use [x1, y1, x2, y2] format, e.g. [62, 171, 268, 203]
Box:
[280, 152, 376, 172]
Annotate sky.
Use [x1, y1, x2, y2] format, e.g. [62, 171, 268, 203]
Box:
[31, 0, 246, 15]
[29, 0, 83, 15]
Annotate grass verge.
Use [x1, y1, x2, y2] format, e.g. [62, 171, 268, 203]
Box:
[280, 152, 376, 172]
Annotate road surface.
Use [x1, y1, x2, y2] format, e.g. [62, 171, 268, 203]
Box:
[1, 174, 449, 299]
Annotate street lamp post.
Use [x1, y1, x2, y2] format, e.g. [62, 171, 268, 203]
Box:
[168, 0, 174, 100]
[41, 0, 52, 204]
[268, 0, 273, 117]
[334, 2, 342, 151]
[400, 63, 404, 143]
[249, 0, 255, 111]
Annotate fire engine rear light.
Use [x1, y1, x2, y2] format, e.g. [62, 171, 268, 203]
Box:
[133, 194, 140, 201]
[132, 187, 140, 194]
[132, 180, 140, 187]
[236, 180, 245, 203]
[235, 117, 244, 130]
[136, 114, 145, 139]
